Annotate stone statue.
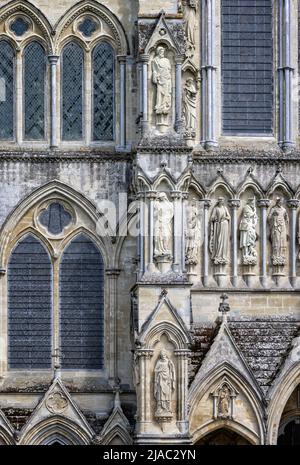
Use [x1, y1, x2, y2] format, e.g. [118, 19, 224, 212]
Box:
[154, 349, 175, 415]
[239, 198, 258, 265]
[217, 385, 230, 419]
[154, 193, 173, 257]
[183, 78, 197, 136]
[185, 198, 201, 265]
[268, 197, 289, 266]
[209, 198, 231, 265]
[152, 46, 172, 128]
[184, 0, 198, 57]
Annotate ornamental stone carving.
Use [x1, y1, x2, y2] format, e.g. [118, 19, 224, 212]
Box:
[268, 197, 289, 266]
[154, 193, 173, 258]
[46, 391, 68, 414]
[211, 378, 238, 421]
[239, 198, 258, 265]
[152, 46, 172, 130]
[183, 78, 197, 137]
[183, 0, 198, 57]
[185, 199, 201, 265]
[154, 350, 176, 421]
[209, 198, 231, 265]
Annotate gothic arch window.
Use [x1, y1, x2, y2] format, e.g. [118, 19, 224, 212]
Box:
[24, 41, 47, 140]
[92, 42, 115, 141]
[59, 234, 104, 369]
[61, 42, 84, 141]
[0, 40, 15, 140]
[8, 234, 52, 369]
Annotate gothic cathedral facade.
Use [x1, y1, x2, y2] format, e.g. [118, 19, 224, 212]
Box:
[0, 0, 299, 446]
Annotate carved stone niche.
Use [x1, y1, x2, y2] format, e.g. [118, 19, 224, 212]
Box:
[211, 377, 238, 421]
[182, 69, 199, 142]
[185, 193, 202, 283]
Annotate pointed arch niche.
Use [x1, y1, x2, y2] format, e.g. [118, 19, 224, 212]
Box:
[0, 181, 113, 379]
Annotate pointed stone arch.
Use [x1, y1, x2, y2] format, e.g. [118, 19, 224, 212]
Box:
[0, 410, 15, 444]
[54, 0, 129, 55]
[0, 0, 54, 53]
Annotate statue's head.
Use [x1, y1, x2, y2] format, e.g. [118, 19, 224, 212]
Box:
[248, 197, 255, 206]
[156, 46, 165, 58]
[217, 197, 224, 206]
[158, 192, 168, 202]
[276, 196, 282, 206]
[160, 349, 168, 360]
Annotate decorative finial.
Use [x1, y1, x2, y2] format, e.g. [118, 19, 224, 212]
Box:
[218, 293, 230, 321]
[113, 379, 121, 408]
[160, 288, 168, 299]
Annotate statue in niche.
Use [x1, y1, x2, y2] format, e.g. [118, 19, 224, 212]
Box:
[184, 0, 198, 57]
[185, 198, 201, 265]
[154, 349, 175, 416]
[154, 193, 173, 257]
[152, 46, 172, 129]
[239, 197, 258, 265]
[268, 197, 289, 266]
[183, 78, 197, 136]
[209, 197, 231, 265]
[217, 384, 231, 419]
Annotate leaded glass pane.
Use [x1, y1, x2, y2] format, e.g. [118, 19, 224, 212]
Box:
[39, 202, 72, 235]
[79, 17, 98, 37]
[24, 42, 46, 140]
[0, 41, 14, 140]
[93, 42, 114, 141]
[62, 42, 83, 140]
[10, 17, 30, 37]
[60, 234, 104, 369]
[8, 235, 52, 369]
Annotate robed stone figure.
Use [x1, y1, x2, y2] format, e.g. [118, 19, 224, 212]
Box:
[239, 198, 258, 265]
[154, 193, 173, 257]
[268, 197, 289, 266]
[209, 198, 231, 265]
[183, 78, 197, 135]
[152, 46, 172, 127]
[154, 350, 175, 415]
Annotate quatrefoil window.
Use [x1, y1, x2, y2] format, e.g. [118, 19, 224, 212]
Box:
[39, 202, 72, 235]
[78, 17, 98, 37]
[10, 17, 30, 37]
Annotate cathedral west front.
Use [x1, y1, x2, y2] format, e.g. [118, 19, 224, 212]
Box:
[0, 0, 299, 446]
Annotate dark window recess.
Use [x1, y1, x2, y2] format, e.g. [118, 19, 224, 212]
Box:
[10, 17, 30, 37]
[8, 235, 52, 369]
[24, 41, 46, 140]
[93, 42, 114, 141]
[39, 202, 72, 235]
[221, 0, 273, 135]
[62, 42, 83, 140]
[59, 234, 104, 369]
[0, 41, 14, 140]
[78, 18, 98, 37]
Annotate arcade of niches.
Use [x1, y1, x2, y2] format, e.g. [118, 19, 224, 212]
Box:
[0, 0, 299, 446]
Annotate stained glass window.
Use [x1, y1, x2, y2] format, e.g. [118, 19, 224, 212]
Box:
[10, 17, 29, 37]
[62, 42, 84, 140]
[60, 234, 104, 369]
[8, 235, 52, 369]
[24, 42, 46, 140]
[78, 17, 98, 37]
[0, 41, 14, 140]
[92, 42, 114, 141]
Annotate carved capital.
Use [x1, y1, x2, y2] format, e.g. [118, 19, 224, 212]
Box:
[287, 199, 300, 209]
[105, 268, 121, 277]
[135, 349, 154, 359]
[228, 199, 241, 209]
[117, 54, 127, 64]
[202, 198, 211, 209]
[257, 199, 271, 209]
[170, 191, 182, 200]
[48, 55, 59, 65]
[146, 191, 158, 200]
[139, 53, 150, 63]
[174, 349, 190, 358]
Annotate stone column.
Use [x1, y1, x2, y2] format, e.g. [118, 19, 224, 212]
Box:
[137, 192, 146, 279]
[106, 269, 121, 382]
[202, 199, 211, 286]
[118, 55, 127, 149]
[140, 54, 150, 135]
[135, 349, 154, 435]
[175, 56, 184, 133]
[287, 199, 299, 287]
[201, 0, 218, 150]
[279, 0, 295, 151]
[174, 349, 190, 434]
[147, 191, 157, 272]
[228, 199, 240, 287]
[258, 199, 270, 288]
[171, 191, 182, 273]
[16, 49, 22, 144]
[48, 56, 59, 148]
